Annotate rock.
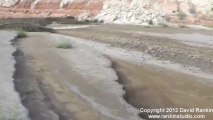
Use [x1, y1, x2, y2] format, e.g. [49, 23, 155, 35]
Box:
[0, 0, 19, 7]
[0, 0, 212, 26]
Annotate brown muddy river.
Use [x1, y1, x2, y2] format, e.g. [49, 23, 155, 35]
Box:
[8, 25, 213, 120]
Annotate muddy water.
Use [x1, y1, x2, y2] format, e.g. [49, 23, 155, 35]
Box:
[17, 32, 141, 120]
[111, 59, 213, 119]
[55, 25, 213, 119]
[15, 31, 213, 120]
[17, 34, 104, 120]
[0, 31, 29, 120]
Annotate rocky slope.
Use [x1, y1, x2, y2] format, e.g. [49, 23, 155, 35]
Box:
[0, 0, 213, 26]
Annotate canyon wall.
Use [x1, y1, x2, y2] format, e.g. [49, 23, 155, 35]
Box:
[0, 0, 213, 26]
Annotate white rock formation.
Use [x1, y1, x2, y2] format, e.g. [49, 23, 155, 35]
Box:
[95, 0, 213, 24]
[60, 0, 72, 8]
[0, 0, 212, 25]
[30, 0, 41, 9]
[0, 0, 19, 7]
[189, 0, 213, 14]
[95, 0, 165, 25]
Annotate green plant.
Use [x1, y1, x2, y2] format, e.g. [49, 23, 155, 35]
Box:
[11, 105, 21, 120]
[25, 90, 36, 95]
[0, 104, 21, 120]
[56, 41, 72, 49]
[172, 10, 176, 13]
[148, 19, 154, 25]
[98, 20, 104, 23]
[93, 19, 99, 23]
[179, 24, 188, 28]
[85, 19, 90, 22]
[177, 10, 186, 20]
[189, 7, 196, 14]
[16, 30, 27, 38]
[158, 22, 168, 27]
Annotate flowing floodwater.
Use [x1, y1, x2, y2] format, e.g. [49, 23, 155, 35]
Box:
[1, 27, 213, 120]
[16, 32, 142, 120]
[51, 34, 213, 80]
[50, 33, 142, 120]
[49, 32, 213, 119]
[0, 31, 29, 120]
[49, 33, 213, 119]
